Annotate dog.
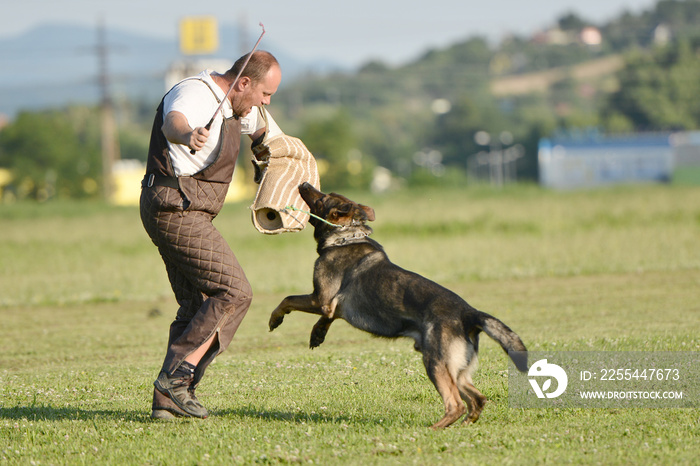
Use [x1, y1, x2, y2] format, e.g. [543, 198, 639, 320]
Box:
[269, 183, 528, 429]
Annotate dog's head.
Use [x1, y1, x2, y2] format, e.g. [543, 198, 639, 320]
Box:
[299, 182, 375, 228]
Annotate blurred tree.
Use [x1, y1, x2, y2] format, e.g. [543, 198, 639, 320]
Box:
[603, 38, 700, 131]
[602, 10, 655, 49]
[117, 126, 149, 162]
[428, 94, 510, 167]
[0, 108, 102, 200]
[300, 110, 375, 190]
[116, 99, 155, 163]
[428, 95, 484, 166]
[5, 0, 700, 198]
[652, 0, 700, 38]
[558, 12, 590, 31]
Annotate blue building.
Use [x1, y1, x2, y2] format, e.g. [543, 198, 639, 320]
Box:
[538, 133, 679, 189]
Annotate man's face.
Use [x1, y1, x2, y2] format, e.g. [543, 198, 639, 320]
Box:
[233, 65, 282, 117]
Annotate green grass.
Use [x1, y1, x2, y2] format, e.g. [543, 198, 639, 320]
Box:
[673, 166, 700, 185]
[1, 184, 699, 465]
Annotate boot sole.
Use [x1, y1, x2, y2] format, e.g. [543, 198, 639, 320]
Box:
[151, 409, 181, 420]
[154, 379, 209, 419]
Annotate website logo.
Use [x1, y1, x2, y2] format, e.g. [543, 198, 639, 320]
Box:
[528, 359, 568, 398]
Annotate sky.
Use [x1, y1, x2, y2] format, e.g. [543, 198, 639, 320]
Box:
[3, 0, 657, 67]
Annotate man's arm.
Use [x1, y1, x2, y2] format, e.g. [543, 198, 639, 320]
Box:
[162, 111, 210, 151]
[247, 107, 284, 143]
[250, 127, 266, 142]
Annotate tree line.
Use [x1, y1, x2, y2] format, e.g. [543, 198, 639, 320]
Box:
[1, 0, 699, 200]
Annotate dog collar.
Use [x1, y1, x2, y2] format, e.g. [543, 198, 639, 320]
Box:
[322, 229, 371, 248]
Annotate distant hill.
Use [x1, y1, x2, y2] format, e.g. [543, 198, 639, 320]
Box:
[490, 55, 625, 96]
[0, 22, 345, 118]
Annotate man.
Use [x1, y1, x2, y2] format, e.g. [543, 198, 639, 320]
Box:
[140, 51, 281, 419]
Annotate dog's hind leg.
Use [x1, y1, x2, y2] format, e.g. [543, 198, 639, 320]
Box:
[309, 316, 334, 348]
[424, 357, 466, 429]
[454, 349, 487, 425]
[458, 380, 487, 425]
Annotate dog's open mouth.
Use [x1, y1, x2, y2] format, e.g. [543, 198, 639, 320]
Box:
[298, 182, 375, 226]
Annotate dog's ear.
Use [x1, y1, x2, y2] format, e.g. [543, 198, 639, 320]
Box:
[360, 204, 375, 221]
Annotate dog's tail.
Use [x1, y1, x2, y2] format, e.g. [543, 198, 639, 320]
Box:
[476, 312, 528, 372]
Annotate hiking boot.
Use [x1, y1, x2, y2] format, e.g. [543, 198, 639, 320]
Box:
[151, 387, 191, 420]
[151, 409, 180, 420]
[154, 371, 209, 419]
[188, 386, 203, 407]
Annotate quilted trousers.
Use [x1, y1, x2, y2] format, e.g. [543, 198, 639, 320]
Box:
[140, 182, 253, 385]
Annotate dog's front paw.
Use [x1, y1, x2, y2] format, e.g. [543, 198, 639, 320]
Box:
[309, 330, 326, 348]
[269, 309, 286, 331]
[309, 317, 333, 348]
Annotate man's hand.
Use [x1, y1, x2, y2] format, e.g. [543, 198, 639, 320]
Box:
[162, 111, 209, 151]
[188, 126, 210, 152]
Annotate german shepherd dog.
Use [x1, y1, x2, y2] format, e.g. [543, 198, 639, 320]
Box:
[269, 183, 528, 428]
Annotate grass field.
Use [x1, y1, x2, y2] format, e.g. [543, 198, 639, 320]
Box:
[0, 183, 698, 465]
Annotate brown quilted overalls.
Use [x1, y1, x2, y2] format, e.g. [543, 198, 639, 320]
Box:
[140, 79, 252, 415]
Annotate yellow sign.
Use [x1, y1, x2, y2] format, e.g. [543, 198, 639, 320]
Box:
[180, 17, 219, 55]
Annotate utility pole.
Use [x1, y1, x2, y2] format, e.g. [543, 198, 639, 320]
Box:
[96, 18, 120, 201]
[238, 14, 250, 55]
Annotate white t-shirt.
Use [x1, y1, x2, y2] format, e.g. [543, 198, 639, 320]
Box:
[163, 70, 281, 177]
